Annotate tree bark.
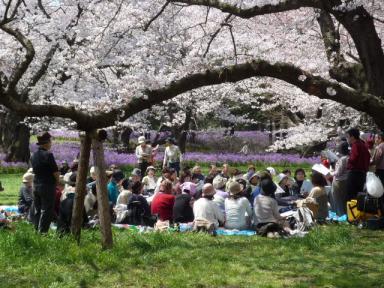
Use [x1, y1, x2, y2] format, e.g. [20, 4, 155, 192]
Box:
[92, 132, 113, 249]
[0, 110, 30, 163]
[71, 131, 92, 243]
[178, 108, 192, 154]
[330, 6, 384, 97]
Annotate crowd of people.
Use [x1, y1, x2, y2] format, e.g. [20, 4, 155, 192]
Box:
[15, 127, 384, 237]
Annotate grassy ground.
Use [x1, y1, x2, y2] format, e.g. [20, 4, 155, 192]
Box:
[0, 222, 383, 288]
[0, 173, 22, 205]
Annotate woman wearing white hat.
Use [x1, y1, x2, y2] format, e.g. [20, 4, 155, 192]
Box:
[18, 171, 34, 214]
[135, 135, 152, 174]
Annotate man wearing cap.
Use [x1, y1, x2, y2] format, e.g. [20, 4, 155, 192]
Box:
[18, 171, 34, 214]
[31, 132, 60, 233]
[163, 137, 182, 176]
[135, 136, 152, 176]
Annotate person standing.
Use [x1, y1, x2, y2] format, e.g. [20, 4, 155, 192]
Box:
[135, 136, 152, 175]
[31, 132, 60, 233]
[345, 128, 370, 200]
[163, 137, 182, 176]
[330, 142, 349, 216]
[371, 132, 384, 185]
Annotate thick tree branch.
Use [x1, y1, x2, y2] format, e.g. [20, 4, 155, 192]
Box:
[0, 25, 35, 92]
[2, 59, 384, 130]
[316, 10, 367, 92]
[169, 0, 324, 18]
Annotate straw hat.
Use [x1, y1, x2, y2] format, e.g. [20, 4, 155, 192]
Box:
[22, 172, 34, 183]
[138, 136, 146, 144]
[228, 181, 242, 195]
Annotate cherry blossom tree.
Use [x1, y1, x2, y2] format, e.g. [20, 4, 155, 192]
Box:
[1, 0, 383, 246]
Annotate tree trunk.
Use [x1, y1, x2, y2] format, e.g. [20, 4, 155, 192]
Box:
[92, 132, 113, 249]
[178, 108, 192, 154]
[0, 111, 30, 163]
[71, 131, 92, 243]
[331, 6, 384, 97]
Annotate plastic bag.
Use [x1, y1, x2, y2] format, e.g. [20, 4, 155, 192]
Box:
[366, 172, 384, 198]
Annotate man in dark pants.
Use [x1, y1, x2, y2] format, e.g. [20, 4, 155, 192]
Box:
[346, 128, 370, 201]
[31, 132, 59, 233]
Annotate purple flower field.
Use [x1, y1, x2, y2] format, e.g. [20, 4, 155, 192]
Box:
[28, 142, 317, 167]
[0, 130, 317, 171]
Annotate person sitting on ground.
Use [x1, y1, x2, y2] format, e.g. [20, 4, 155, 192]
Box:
[154, 167, 173, 195]
[107, 170, 125, 206]
[275, 173, 291, 198]
[208, 164, 219, 177]
[291, 168, 312, 197]
[174, 170, 192, 195]
[59, 160, 70, 176]
[253, 179, 286, 237]
[220, 163, 231, 180]
[251, 171, 272, 204]
[192, 165, 205, 182]
[224, 182, 253, 230]
[57, 173, 88, 234]
[173, 182, 195, 223]
[116, 168, 141, 205]
[212, 175, 229, 212]
[126, 182, 152, 225]
[86, 166, 97, 184]
[243, 165, 256, 181]
[151, 179, 175, 221]
[266, 167, 276, 177]
[248, 172, 260, 190]
[193, 174, 214, 200]
[84, 182, 98, 217]
[193, 183, 225, 229]
[18, 171, 34, 214]
[63, 160, 78, 185]
[296, 172, 329, 223]
[237, 178, 253, 204]
[142, 166, 157, 196]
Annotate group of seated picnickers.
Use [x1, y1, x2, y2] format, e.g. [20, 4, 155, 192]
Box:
[15, 158, 338, 237]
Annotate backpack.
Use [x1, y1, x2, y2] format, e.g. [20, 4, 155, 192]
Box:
[294, 207, 315, 231]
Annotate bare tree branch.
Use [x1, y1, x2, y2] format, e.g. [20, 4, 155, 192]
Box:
[20, 43, 59, 100]
[143, 0, 170, 31]
[203, 13, 232, 57]
[37, 0, 51, 19]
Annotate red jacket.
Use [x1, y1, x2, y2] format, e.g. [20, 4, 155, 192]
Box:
[151, 193, 175, 221]
[347, 140, 370, 172]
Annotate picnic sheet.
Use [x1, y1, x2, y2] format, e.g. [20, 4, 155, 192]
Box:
[112, 223, 257, 236]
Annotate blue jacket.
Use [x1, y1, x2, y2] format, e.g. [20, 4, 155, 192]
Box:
[107, 181, 119, 205]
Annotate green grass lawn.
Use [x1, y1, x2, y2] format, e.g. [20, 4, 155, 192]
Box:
[0, 222, 383, 288]
[0, 173, 22, 205]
